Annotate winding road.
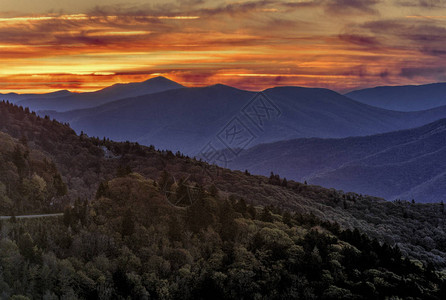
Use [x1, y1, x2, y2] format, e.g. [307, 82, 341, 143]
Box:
[0, 213, 63, 220]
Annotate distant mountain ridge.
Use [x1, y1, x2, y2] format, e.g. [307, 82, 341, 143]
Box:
[13, 76, 183, 112]
[44, 84, 255, 154]
[43, 84, 446, 155]
[346, 83, 446, 111]
[224, 118, 446, 202]
[0, 89, 73, 104]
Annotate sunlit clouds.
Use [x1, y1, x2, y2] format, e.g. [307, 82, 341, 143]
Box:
[0, 0, 446, 93]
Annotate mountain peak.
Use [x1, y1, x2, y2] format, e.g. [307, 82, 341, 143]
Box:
[49, 90, 72, 96]
[206, 83, 248, 92]
[143, 76, 182, 86]
[210, 83, 228, 87]
[99, 76, 184, 94]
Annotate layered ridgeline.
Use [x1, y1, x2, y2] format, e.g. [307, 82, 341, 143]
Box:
[223, 118, 446, 203]
[3, 76, 183, 112]
[44, 84, 446, 154]
[0, 90, 73, 105]
[2, 100, 446, 268]
[1, 101, 446, 298]
[346, 83, 446, 112]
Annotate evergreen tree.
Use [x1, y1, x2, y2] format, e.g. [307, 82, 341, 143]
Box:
[187, 197, 215, 233]
[53, 174, 67, 197]
[234, 198, 247, 214]
[208, 184, 219, 198]
[260, 207, 274, 222]
[158, 170, 173, 192]
[121, 209, 135, 237]
[247, 204, 256, 219]
[283, 211, 292, 227]
[116, 165, 132, 177]
[63, 207, 72, 227]
[282, 177, 288, 187]
[95, 181, 109, 199]
[12, 145, 26, 177]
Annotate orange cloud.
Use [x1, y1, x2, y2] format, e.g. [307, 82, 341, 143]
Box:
[0, 1, 446, 93]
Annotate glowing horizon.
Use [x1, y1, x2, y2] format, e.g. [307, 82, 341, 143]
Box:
[1, 0, 446, 94]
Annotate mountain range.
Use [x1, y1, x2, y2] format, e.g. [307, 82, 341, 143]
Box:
[5, 77, 446, 202]
[346, 83, 446, 112]
[0, 89, 73, 104]
[43, 83, 446, 155]
[224, 118, 446, 202]
[5, 76, 183, 112]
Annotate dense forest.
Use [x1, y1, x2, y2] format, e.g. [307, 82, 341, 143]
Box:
[1, 100, 446, 298]
[1, 173, 446, 299]
[0, 130, 67, 215]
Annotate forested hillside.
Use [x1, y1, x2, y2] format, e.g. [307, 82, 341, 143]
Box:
[0, 131, 67, 215]
[1, 101, 446, 298]
[1, 173, 445, 299]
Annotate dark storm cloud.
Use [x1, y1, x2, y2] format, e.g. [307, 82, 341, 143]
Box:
[88, 0, 379, 19]
[400, 67, 446, 79]
[88, 0, 277, 18]
[338, 34, 382, 47]
[324, 0, 380, 15]
[362, 19, 446, 56]
[395, 0, 446, 8]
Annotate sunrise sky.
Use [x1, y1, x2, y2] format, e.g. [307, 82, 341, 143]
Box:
[0, 0, 445, 93]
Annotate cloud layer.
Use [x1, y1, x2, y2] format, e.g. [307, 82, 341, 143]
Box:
[0, 0, 445, 93]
